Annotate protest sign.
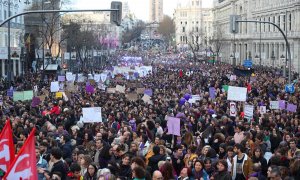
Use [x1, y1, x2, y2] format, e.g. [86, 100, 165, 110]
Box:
[144, 89, 153, 96]
[142, 94, 151, 104]
[286, 103, 297, 112]
[13, 92, 24, 101]
[107, 88, 116, 94]
[82, 107, 102, 123]
[222, 85, 229, 92]
[126, 93, 138, 101]
[137, 88, 145, 94]
[279, 100, 286, 109]
[31, 97, 41, 107]
[86, 85, 95, 94]
[7, 89, 13, 97]
[94, 74, 101, 82]
[66, 82, 76, 92]
[230, 102, 237, 117]
[116, 85, 125, 93]
[50, 82, 60, 92]
[259, 106, 267, 114]
[56, 92, 63, 99]
[23, 91, 34, 101]
[230, 75, 237, 81]
[167, 116, 181, 136]
[209, 87, 216, 99]
[58, 76, 65, 82]
[66, 72, 74, 81]
[188, 95, 201, 104]
[270, 101, 279, 109]
[244, 104, 254, 120]
[227, 86, 247, 102]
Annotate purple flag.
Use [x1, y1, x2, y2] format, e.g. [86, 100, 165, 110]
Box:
[58, 76, 65, 82]
[167, 116, 181, 136]
[7, 89, 13, 97]
[86, 85, 94, 94]
[134, 72, 139, 78]
[31, 97, 41, 107]
[187, 84, 192, 93]
[286, 103, 297, 112]
[279, 100, 286, 109]
[209, 87, 216, 99]
[144, 89, 153, 96]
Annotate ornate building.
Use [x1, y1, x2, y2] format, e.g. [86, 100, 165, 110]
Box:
[149, 0, 163, 22]
[213, 0, 300, 73]
[174, 0, 213, 52]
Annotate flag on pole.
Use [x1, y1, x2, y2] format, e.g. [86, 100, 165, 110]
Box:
[3, 128, 37, 180]
[0, 120, 15, 173]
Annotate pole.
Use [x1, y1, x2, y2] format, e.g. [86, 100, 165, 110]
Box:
[286, 11, 291, 84]
[233, 34, 236, 66]
[42, 0, 45, 72]
[236, 19, 291, 84]
[259, 21, 262, 66]
[7, 0, 11, 82]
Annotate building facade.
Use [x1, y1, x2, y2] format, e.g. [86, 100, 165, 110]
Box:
[149, 0, 163, 22]
[213, 0, 300, 73]
[174, 0, 213, 52]
[0, 0, 27, 78]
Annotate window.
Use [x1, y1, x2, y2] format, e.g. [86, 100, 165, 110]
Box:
[273, 16, 276, 31]
[283, 15, 286, 31]
[4, 10, 7, 19]
[192, 1, 194, 6]
[278, 15, 280, 29]
[185, 21, 187, 25]
[268, 17, 271, 32]
[196, 27, 199, 32]
[182, 27, 185, 33]
[289, 13, 292, 31]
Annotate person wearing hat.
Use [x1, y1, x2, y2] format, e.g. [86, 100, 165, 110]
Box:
[213, 159, 232, 180]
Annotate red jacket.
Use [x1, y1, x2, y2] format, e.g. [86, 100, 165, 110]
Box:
[49, 106, 60, 115]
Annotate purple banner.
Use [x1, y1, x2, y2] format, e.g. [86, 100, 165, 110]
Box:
[144, 89, 153, 96]
[209, 87, 216, 99]
[286, 103, 297, 112]
[31, 97, 41, 107]
[58, 76, 65, 82]
[279, 100, 286, 109]
[86, 85, 95, 94]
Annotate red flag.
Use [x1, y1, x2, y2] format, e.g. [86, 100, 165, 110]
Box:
[179, 70, 183, 77]
[0, 120, 15, 172]
[3, 128, 37, 180]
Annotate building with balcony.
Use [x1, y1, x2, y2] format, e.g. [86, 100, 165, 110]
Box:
[0, 0, 27, 78]
[174, 0, 213, 52]
[213, 0, 300, 73]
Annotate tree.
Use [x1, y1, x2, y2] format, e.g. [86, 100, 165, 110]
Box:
[25, 0, 70, 70]
[210, 22, 224, 60]
[186, 30, 203, 62]
[62, 20, 98, 72]
[121, 20, 145, 47]
[157, 15, 175, 46]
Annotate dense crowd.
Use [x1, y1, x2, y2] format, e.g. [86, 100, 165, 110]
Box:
[0, 55, 300, 180]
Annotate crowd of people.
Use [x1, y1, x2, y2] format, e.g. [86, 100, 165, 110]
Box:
[0, 54, 300, 180]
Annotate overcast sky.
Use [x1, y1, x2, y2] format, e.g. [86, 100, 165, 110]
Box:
[70, 0, 213, 21]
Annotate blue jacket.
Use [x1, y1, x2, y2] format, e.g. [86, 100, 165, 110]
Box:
[191, 169, 209, 180]
[37, 156, 48, 180]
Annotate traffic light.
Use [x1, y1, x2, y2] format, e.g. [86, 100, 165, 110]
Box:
[230, 15, 240, 34]
[110, 1, 122, 26]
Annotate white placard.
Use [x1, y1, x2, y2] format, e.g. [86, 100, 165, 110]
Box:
[116, 85, 125, 93]
[244, 104, 254, 119]
[66, 72, 74, 82]
[188, 95, 201, 104]
[270, 101, 279, 110]
[230, 75, 237, 81]
[142, 94, 151, 104]
[34, 85, 38, 92]
[77, 74, 85, 82]
[259, 106, 267, 114]
[227, 86, 247, 102]
[230, 102, 237, 117]
[50, 81, 59, 92]
[82, 107, 102, 123]
[94, 74, 101, 82]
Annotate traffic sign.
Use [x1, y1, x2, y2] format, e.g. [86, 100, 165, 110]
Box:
[285, 84, 295, 94]
[243, 59, 253, 68]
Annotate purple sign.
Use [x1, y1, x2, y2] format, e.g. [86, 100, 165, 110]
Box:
[167, 117, 181, 136]
[209, 87, 216, 99]
[279, 100, 286, 109]
[31, 97, 41, 107]
[286, 103, 297, 112]
[7, 89, 13, 97]
[144, 89, 153, 96]
[58, 76, 65, 82]
[86, 85, 95, 94]
[134, 72, 139, 78]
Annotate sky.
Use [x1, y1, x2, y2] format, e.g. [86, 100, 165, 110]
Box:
[70, 0, 213, 21]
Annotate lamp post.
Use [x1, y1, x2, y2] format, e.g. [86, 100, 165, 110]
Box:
[41, 0, 51, 72]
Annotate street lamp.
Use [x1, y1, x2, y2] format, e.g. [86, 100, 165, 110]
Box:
[41, 0, 51, 72]
[280, 54, 286, 74]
